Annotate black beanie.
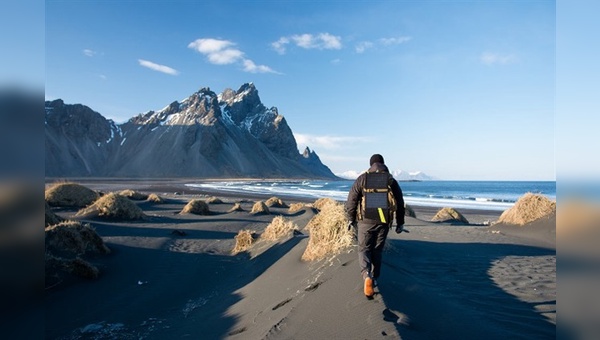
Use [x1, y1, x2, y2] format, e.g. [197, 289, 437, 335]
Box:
[369, 154, 384, 166]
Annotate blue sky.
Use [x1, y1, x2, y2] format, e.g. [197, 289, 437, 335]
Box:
[45, 0, 556, 180]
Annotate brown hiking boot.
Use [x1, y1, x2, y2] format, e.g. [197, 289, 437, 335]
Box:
[364, 277, 374, 297]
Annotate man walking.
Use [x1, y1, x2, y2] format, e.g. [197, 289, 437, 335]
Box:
[346, 154, 406, 298]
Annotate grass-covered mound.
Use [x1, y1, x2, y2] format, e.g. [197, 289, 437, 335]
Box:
[181, 199, 210, 215]
[405, 204, 416, 218]
[497, 193, 556, 226]
[45, 220, 111, 286]
[431, 207, 469, 224]
[302, 200, 354, 261]
[45, 201, 63, 227]
[265, 196, 288, 208]
[250, 201, 270, 215]
[45, 220, 110, 256]
[118, 189, 148, 200]
[146, 193, 164, 203]
[232, 230, 255, 254]
[261, 216, 298, 241]
[311, 197, 337, 211]
[228, 202, 245, 212]
[206, 196, 224, 204]
[76, 192, 145, 220]
[288, 202, 308, 214]
[45, 182, 99, 207]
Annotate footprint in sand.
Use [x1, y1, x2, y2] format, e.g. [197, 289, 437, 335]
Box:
[382, 308, 411, 327]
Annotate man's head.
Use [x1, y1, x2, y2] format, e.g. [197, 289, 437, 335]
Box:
[369, 154, 385, 166]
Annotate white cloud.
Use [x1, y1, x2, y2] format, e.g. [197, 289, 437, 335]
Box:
[273, 33, 342, 54]
[99, 74, 107, 80]
[318, 33, 343, 49]
[138, 59, 179, 75]
[242, 59, 279, 74]
[189, 37, 277, 73]
[208, 48, 244, 65]
[188, 38, 235, 54]
[355, 41, 374, 54]
[355, 36, 411, 54]
[272, 37, 290, 54]
[188, 38, 243, 64]
[83, 49, 97, 57]
[294, 133, 371, 150]
[480, 52, 517, 65]
[379, 36, 412, 45]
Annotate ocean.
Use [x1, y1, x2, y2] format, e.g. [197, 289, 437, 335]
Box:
[186, 180, 556, 211]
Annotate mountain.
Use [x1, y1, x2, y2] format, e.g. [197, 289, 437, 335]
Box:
[45, 83, 336, 179]
[336, 169, 435, 181]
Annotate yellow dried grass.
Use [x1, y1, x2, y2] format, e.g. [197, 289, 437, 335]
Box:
[232, 230, 255, 254]
[265, 196, 288, 208]
[76, 192, 145, 220]
[206, 196, 224, 204]
[181, 199, 210, 215]
[146, 193, 163, 203]
[119, 189, 148, 200]
[497, 193, 556, 226]
[431, 207, 469, 224]
[262, 216, 298, 241]
[250, 201, 270, 215]
[228, 202, 245, 212]
[45, 182, 99, 207]
[288, 202, 307, 214]
[311, 197, 338, 211]
[45, 220, 110, 255]
[302, 200, 354, 261]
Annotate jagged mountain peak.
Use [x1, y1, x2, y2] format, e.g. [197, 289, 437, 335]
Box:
[45, 83, 336, 179]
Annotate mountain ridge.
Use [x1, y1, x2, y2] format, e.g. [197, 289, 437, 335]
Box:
[45, 83, 337, 179]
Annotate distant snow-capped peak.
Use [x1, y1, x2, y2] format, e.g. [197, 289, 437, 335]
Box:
[336, 169, 435, 180]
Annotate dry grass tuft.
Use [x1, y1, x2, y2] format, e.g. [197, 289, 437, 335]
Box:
[232, 230, 255, 254]
[45, 220, 110, 286]
[497, 193, 556, 226]
[262, 216, 298, 241]
[228, 202, 244, 212]
[431, 207, 469, 224]
[45, 201, 63, 227]
[302, 200, 354, 261]
[45, 220, 111, 255]
[46, 254, 100, 280]
[265, 196, 288, 208]
[311, 197, 338, 211]
[288, 202, 307, 214]
[119, 189, 148, 200]
[181, 199, 210, 215]
[405, 204, 416, 218]
[206, 196, 224, 204]
[146, 193, 164, 203]
[45, 182, 99, 207]
[250, 201, 270, 215]
[76, 192, 145, 220]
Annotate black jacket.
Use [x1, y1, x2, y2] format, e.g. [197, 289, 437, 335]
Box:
[345, 162, 405, 226]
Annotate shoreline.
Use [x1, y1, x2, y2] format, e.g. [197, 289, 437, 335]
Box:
[45, 177, 508, 216]
[45, 178, 555, 339]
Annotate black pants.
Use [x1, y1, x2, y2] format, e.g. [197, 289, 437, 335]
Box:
[357, 222, 390, 280]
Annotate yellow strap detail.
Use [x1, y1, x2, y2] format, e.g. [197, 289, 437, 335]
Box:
[378, 208, 387, 223]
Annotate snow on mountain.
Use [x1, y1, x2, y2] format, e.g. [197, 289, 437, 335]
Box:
[336, 169, 435, 180]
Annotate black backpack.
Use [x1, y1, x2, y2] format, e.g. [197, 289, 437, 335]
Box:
[359, 171, 397, 224]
